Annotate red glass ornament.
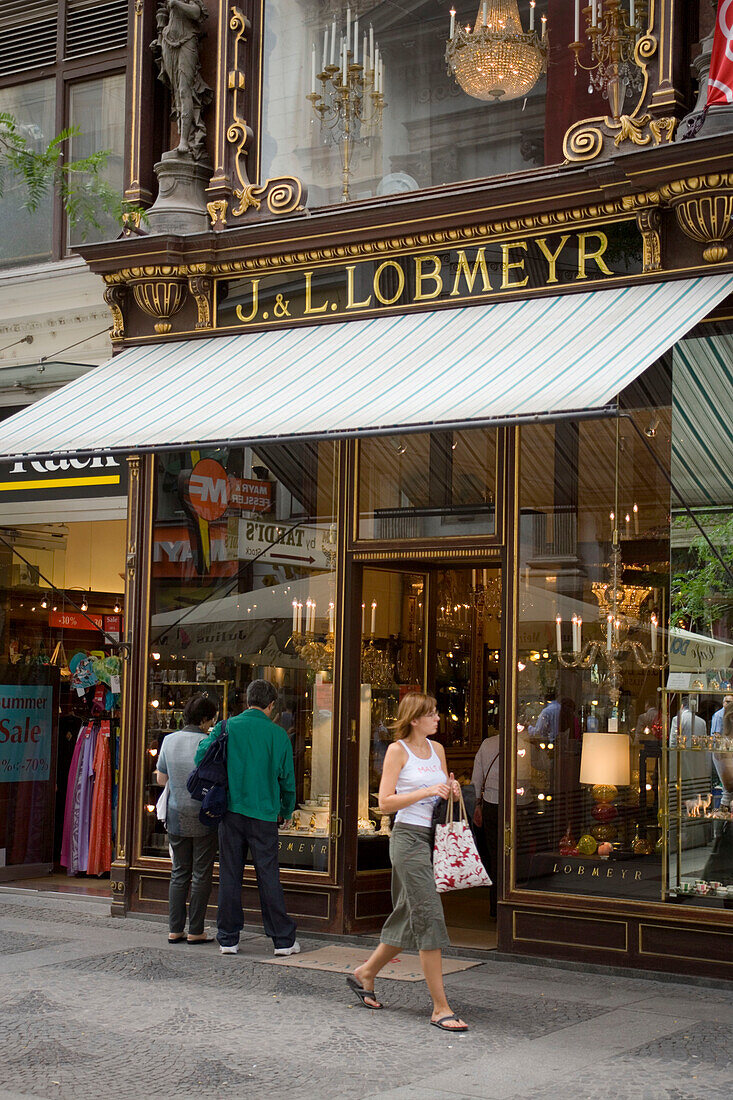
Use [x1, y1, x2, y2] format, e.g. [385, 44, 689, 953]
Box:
[591, 802, 618, 823]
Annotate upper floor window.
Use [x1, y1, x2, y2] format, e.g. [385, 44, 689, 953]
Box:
[261, 0, 587, 206]
[0, 0, 128, 268]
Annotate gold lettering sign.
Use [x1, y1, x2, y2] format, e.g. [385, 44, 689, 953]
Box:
[221, 221, 643, 331]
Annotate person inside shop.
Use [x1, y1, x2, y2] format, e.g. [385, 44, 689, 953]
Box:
[669, 695, 706, 748]
[712, 695, 733, 811]
[155, 692, 220, 944]
[471, 732, 500, 918]
[346, 692, 468, 1032]
[195, 678, 299, 957]
[530, 689, 561, 741]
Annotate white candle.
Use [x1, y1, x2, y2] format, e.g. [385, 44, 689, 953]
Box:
[369, 24, 374, 70]
[380, 57, 384, 94]
[310, 600, 317, 635]
[371, 600, 377, 636]
[633, 503, 639, 535]
[606, 614, 613, 652]
[292, 599, 298, 633]
[625, 513, 631, 539]
[361, 602, 365, 636]
[571, 615, 578, 654]
[472, 569, 477, 587]
[592, 0, 597, 25]
[322, 28, 328, 71]
[330, 20, 336, 64]
[296, 602, 303, 634]
[311, 45, 316, 94]
[363, 31, 367, 70]
[614, 618, 620, 643]
[651, 613, 658, 654]
[483, 568, 488, 586]
[346, 7, 351, 50]
[342, 39, 348, 85]
[541, 13, 547, 39]
[610, 510, 615, 535]
[329, 602, 335, 634]
[450, 7, 456, 38]
[574, 0, 579, 40]
[530, 0, 535, 31]
[354, 17, 359, 60]
[630, 0, 635, 27]
[556, 615, 562, 655]
[482, 0, 488, 24]
[577, 617, 582, 654]
[374, 47, 379, 86]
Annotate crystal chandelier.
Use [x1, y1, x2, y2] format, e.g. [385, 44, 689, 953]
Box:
[445, 0, 548, 103]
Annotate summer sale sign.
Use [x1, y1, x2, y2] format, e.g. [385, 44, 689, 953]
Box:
[0, 683, 53, 783]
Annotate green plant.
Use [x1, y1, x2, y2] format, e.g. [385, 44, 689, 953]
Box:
[671, 512, 733, 633]
[0, 111, 140, 237]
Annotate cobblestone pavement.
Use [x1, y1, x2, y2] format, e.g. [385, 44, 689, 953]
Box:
[0, 891, 732, 1099]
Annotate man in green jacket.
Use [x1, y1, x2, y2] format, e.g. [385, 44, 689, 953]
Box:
[195, 678, 299, 956]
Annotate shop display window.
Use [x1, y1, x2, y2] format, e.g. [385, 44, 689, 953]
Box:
[514, 405, 672, 901]
[261, 0, 598, 205]
[357, 427, 497, 541]
[143, 442, 339, 872]
[0, 519, 126, 877]
[664, 320, 733, 906]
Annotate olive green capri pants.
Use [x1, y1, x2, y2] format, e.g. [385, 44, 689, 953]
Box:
[380, 823, 451, 952]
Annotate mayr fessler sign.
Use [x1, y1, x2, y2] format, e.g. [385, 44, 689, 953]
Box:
[217, 220, 644, 330]
[0, 453, 127, 501]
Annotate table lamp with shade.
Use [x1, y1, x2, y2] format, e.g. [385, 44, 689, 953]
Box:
[578, 731, 631, 855]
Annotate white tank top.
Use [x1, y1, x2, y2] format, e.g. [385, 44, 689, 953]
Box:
[394, 739, 447, 827]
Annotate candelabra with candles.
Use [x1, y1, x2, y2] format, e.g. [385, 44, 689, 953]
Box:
[569, 0, 647, 119]
[554, 540, 664, 707]
[359, 598, 395, 686]
[470, 568, 502, 622]
[306, 8, 386, 202]
[291, 597, 336, 672]
[446, 0, 548, 103]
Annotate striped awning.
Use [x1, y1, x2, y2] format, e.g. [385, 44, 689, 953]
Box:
[0, 273, 731, 459]
[672, 331, 733, 508]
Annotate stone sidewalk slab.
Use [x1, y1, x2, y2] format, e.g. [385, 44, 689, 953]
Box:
[254, 943, 482, 980]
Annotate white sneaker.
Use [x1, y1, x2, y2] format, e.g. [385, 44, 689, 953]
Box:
[273, 940, 301, 956]
[219, 944, 239, 955]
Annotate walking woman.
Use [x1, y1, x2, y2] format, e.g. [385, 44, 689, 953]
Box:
[347, 692, 468, 1032]
[155, 692, 219, 943]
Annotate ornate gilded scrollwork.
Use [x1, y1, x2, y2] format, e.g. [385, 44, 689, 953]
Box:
[659, 175, 733, 264]
[103, 283, 127, 340]
[232, 177, 307, 218]
[207, 199, 228, 228]
[227, 8, 254, 197]
[132, 276, 187, 333]
[563, 3, 660, 164]
[188, 272, 214, 329]
[636, 207, 662, 272]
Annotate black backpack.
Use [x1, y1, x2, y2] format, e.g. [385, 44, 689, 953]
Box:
[186, 720, 228, 827]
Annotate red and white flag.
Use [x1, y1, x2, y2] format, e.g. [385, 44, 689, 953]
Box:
[707, 0, 733, 106]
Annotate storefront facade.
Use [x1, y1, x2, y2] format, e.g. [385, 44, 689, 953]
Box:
[1, 0, 732, 979]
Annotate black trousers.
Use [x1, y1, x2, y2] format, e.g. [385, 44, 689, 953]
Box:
[217, 811, 297, 949]
[481, 800, 499, 918]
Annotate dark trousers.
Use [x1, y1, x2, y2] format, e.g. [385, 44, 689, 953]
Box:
[217, 811, 297, 949]
[168, 831, 218, 935]
[481, 801, 499, 918]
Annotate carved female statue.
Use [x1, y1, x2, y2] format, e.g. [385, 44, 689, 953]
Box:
[151, 0, 212, 159]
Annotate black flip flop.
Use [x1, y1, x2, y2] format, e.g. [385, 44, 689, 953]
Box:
[430, 1013, 468, 1032]
[346, 976, 383, 1010]
[168, 935, 186, 944]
